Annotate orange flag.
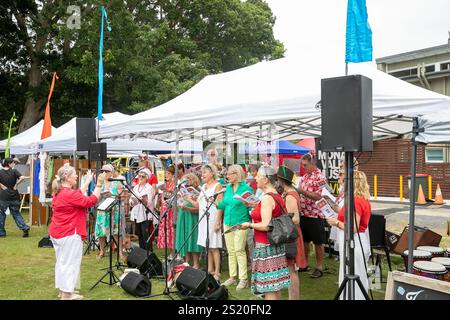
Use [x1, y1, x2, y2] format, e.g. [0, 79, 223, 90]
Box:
[41, 72, 58, 139]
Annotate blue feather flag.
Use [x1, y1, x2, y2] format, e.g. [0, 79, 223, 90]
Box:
[345, 0, 372, 63]
[98, 6, 112, 121]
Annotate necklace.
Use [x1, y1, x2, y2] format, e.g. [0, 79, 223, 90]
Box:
[137, 183, 145, 193]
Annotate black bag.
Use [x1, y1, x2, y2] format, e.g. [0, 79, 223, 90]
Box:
[38, 235, 53, 248]
[285, 241, 298, 259]
[266, 193, 299, 245]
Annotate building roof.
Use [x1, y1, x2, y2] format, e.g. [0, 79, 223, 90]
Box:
[376, 43, 450, 64]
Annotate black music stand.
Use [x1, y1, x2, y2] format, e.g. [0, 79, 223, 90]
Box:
[90, 197, 121, 290]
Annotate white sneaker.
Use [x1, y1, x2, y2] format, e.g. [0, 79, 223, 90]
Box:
[236, 279, 248, 290]
[222, 278, 237, 287]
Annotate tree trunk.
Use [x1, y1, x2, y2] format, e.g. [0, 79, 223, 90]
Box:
[18, 52, 45, 133]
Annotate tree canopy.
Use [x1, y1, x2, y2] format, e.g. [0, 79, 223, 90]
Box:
[0, 0, 284, 138]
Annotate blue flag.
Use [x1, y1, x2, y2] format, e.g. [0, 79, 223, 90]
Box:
[345, 0, 372, 63]
[98, 6, 111, 121]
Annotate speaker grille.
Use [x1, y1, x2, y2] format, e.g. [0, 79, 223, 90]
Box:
[321, 75, 373, 152]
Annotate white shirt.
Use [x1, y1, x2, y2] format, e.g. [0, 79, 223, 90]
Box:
[130, 183, 155, 224]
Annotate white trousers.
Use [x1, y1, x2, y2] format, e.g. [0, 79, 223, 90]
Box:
[51, 233, 82, 292]
[338, 229, 371, 300]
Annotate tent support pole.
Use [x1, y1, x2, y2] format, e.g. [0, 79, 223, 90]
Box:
[407, 117, 423, 273]
[173, 130, 180, 248]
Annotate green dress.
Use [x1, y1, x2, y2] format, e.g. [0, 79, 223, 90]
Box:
[95, 181, 121, 237]
[175, 202, 203, 257]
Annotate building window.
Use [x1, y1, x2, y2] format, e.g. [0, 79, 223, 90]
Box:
[425, 146, 447, 163]
[440, 62, 450, 71]
[425, 65, 435, 73]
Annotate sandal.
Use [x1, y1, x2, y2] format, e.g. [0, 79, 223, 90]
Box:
[96, 253, 104, 260]
[60, 293, 84, 300]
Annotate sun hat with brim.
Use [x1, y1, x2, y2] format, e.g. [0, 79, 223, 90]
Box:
[277, 165, 294, 184]
[139, 168, 152, 177]
[101, 164, 114, 172]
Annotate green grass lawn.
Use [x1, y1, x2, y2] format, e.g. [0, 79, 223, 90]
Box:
[0, 211, 401, 300]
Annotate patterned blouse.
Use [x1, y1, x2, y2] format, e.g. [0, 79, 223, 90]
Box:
[299, 168, 327, 218]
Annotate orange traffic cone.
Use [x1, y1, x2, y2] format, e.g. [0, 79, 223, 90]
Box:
[434, 184, 444, 205]
[417, 184, 426, 205]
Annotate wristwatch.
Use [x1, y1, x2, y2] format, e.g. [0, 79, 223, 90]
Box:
[249, 223, 253, 229]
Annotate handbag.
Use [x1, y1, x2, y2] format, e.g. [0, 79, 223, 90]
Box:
[266, 193, 299, 245]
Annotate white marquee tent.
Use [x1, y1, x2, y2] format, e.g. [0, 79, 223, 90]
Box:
[31, 112, 202, 154]
[99, 56, 450, 143]
[0, 120, 56, 155]
[417, 109, 450, 144]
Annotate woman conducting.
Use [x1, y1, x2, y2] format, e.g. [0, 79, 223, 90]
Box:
[49, 165, 105, 300]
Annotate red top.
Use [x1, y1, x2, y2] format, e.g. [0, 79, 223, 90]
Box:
[49, 188, 99, 240]
[251, 192, 285, 244]
[337, 196, 371, 233]
[249, 179, 257, 193]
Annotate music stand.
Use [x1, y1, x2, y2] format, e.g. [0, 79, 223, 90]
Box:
[90, 197, 121, 290]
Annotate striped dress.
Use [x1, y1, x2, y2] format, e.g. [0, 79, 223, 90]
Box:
[250, 192, 290, 293]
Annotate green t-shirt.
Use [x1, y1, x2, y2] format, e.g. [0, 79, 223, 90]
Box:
[217, 181, 253, 226]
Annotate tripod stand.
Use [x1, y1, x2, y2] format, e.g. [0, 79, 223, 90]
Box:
[90, 197, 121, 290]
[84, 180, 100, 255]
[334, 152, 370, 300]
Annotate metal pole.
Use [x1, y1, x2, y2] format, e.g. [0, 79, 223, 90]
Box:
[345, 151, 355, 299]
[173, 131, 180, 251]
[407, 117, 419, 273]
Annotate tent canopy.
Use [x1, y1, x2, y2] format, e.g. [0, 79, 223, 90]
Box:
[99, 56, 450, 143]
[32, 112, 202, 154]
[0, 120, 56, 155]
[239, 140, 310, 155]
[417, 109, 450, 144]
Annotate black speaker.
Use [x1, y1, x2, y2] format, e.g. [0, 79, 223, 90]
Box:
[90, 142, 107, 161]
[321, 74, 373, 152]
[175, 267, 220, 297]
[76, 118, 96, 151]
[121, 272, 151, 297]
[127, 247, 163, 277]
[369, 213, 386, 247]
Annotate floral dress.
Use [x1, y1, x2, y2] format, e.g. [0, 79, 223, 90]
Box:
[157, 179, 174, 249]
[95, 181, 121, 237]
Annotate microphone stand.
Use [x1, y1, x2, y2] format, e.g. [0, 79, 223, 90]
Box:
[167, 190, 220, 299]
[114, 187, 127, 270]
[119, 181, 162, 277]
[143, 191, 177, 300]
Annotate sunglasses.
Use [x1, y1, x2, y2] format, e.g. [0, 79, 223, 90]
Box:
[100, 170, 111, 173]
